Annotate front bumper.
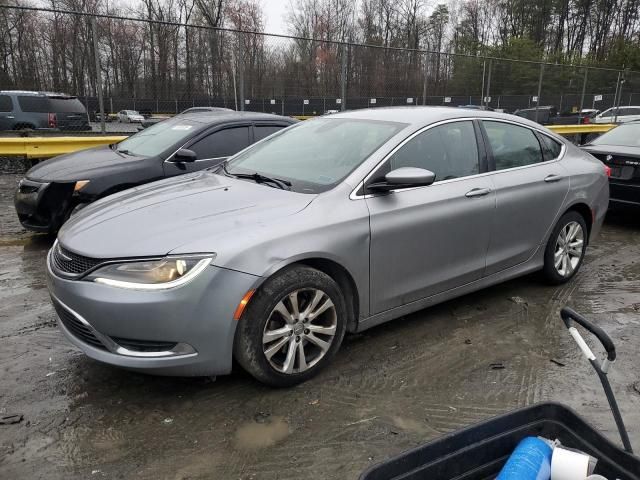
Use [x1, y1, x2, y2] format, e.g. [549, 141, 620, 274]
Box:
[46, 250, 260, 376]
[14, 179, 73, 233]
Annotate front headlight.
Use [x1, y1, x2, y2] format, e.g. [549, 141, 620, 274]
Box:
[85, 255, 214, 290]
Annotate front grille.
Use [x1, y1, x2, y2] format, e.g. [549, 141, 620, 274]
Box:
[53, 301, 107, 351]
[51, 243, 104, 277]
[112, 337, 177, 352]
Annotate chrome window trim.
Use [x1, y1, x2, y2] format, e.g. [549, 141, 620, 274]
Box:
[349, 116, 566, 200]
[164, 124, 252, 165]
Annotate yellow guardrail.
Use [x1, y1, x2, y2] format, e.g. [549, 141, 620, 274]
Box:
[547, 124, 617, 135]
[0, 136, 126, 159]
[0, 122, 618, 160]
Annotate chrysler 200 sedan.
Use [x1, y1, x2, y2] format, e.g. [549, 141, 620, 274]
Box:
[46, 107, 609, 387]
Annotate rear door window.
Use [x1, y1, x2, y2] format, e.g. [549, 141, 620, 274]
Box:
[188, 126, 250, 159]
[386, 120, 480, 181]
[483, 121, 544, 170]
[0, 95, 13, 112]
[254, 125, 285, 141]
[18, 96, 49, 112]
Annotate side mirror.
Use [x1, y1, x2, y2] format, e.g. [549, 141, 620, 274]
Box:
[368, 167, 436, 192]
[173, 148, 197, 162]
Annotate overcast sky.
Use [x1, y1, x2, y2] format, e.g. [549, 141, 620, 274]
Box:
[262, 0, 290, 35]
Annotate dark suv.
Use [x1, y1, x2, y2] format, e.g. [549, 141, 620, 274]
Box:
[0, 90, 91, 131]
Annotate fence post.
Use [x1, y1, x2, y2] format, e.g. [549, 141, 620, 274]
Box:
[340, 43, 347, 111]
[485, 59, 492, 108]
[613, 70, 622, 123]
[534, 63, 544, 123]
[578, 67, 588, 124]
[422, 53, 429, 106]
[480, 59, 486, 108]
[235, 32, 245, 111]
[91, 17, 106, 134]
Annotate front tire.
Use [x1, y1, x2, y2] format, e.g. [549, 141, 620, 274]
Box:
[234, 266, 347, 387]
[542, 211, 588, 284]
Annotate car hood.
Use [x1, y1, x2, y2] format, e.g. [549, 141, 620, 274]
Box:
[582, 144, 640, 159]
[27, 145, 148, 182]
[58, 171, 316, 258]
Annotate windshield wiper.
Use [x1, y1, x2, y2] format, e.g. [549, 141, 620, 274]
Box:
[225, 169, 291, 191]
[219, 161, 291, 190]
[117, 149, 133, 155]
[236, 172, 291, 190]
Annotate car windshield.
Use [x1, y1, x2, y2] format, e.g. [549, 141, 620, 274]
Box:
[589, 124, 640, 147]
[116, 118, 203, 157]
[226, 118, 406, 193]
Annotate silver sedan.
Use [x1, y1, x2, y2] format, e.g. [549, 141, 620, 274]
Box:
[47, 107, 609, 386]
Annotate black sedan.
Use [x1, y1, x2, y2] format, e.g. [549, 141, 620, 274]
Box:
[581, 122, 640, 208]
[14, 111, 296, 233]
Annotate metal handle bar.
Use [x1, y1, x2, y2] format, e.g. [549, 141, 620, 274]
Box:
[561, 307, 616, 362]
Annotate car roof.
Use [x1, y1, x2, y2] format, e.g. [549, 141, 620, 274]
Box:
[177, 111, 297, 125]
[0, 90, 77, 98]
[327, 106, 547, 130]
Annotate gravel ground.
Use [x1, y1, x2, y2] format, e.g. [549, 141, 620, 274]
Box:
[1, 173, 639, 479]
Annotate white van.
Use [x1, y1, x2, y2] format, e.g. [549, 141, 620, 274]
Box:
[594, 106, 640, 123]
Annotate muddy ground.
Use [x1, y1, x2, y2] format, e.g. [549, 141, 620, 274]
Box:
[0, 172, 639, 479]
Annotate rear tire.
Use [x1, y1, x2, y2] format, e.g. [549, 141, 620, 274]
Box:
[542, 211, 588, 285]
[234, 266, 347, 387]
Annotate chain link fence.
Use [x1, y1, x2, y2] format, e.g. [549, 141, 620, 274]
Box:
[1, 5, 639, 134]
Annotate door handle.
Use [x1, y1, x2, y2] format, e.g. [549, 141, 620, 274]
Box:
[544, 174, 563, 183]
[465, 187, 492, 198]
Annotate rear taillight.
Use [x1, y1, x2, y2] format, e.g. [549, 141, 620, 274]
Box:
[48, 112, 57, 128]
[582, 116, 590, 124]
[604, 165, 611, 177]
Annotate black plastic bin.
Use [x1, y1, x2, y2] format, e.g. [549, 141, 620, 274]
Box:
[360, 402, 640, 480]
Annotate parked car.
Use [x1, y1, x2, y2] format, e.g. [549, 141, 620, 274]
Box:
[117, 110, 145, 123]
[458, 105, 494, 111]
[182, 107, 234, 114]
[93, 111, 114, 123]
[140, 108, 234, 129]
[14, 112, 295, 233]
[594, 106, 640, 124]
[581, 122, 640, 207]
[0, 90, 91, 131]
[513, 106, 592, 125]
[46, 107, 608, 386]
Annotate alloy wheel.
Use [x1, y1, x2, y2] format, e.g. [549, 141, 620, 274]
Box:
[554, 220, 584, 277]
[262, 288, 337, 374]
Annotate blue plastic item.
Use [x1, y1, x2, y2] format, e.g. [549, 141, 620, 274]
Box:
[496, 436, 553, 480]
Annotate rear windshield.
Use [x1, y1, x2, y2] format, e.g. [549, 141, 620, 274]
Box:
[589, 124, 640, 147]
[48, 97, 86, 113]
[116, 117, 205, 157]
[18, 95, 85, 113]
